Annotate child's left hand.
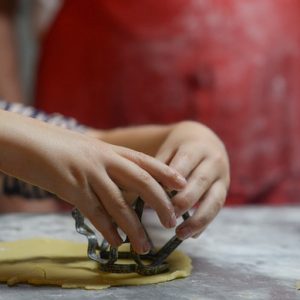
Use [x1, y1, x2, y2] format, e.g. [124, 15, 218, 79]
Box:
[155, 121, 230, 240]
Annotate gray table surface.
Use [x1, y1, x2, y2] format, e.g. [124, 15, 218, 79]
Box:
[0, 207, 299, 300]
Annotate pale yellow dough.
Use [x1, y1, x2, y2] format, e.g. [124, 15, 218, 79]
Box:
[0, 239, 192, 290]
[297, 281, 300, 290]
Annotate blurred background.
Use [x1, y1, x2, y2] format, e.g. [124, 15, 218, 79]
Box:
[1, 0, 300, 211]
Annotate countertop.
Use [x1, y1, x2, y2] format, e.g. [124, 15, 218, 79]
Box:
[0, 207, 299, 300]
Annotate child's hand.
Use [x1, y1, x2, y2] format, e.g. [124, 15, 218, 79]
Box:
[0, 111, 186, 254]
[156, 121, 230, 240]
[65, 140, 186, 254]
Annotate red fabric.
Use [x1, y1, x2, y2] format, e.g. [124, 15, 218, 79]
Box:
[35, 0, 300, 205]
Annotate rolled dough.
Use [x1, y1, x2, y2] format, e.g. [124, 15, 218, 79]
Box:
[0, 239, 192, 290]
[297, 281, 300, 290]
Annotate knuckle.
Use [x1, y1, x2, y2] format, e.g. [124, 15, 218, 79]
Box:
[174, 192, 192, 210]
[162, 164, 176, 178]
[94, 204, 106, 215]
[128, 150, 147, 166]
[182, 189, 195, 200]
[121, 153, 135, 166]
[70, 168, 85, 186]
[104, 188, 128, 211]
[198, 174, 210, 186]
[114, 199, 129, 212]
[132, 151, 145, 165]
[180, 120, 198, 128]
[85, 203, 105, 220]
[177, 148, 190, 160]
[212, 199, 224, 214]
[165, 202, 175, 215]
[135, 225, 146, 239]
[211, 151, 230, 174]
[136, 151, 147, 161]
[122, 191, 137, 206]
[212, 183, 228, 206]
[220, 185, 228, 201]
[190, 216, 209, 230]
[212, 151, 225, 165]
[225, 176, 231, 190]
[159, 200, 175, 217]
[137, 170, 152, 187]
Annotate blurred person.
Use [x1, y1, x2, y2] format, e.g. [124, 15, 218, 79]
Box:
[0, 0, 22, 102]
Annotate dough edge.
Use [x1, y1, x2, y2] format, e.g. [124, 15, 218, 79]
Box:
[0, 238, 192, 290]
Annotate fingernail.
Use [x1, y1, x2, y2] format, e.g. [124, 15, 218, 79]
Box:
[176, 174, 187, 186]
[141, 240, 151, 254]
[177, 226, 192, 240]
[174, 206, 181, 218]
[193, 232, 201, 239]
[168, 213, 177, 228]
[111, 237, 123, 247]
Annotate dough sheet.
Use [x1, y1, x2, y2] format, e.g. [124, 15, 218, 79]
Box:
[0, 239, 192, 290]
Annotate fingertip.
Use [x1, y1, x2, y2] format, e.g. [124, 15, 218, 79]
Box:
[131, 238, 151, 255]
[169, 212, 177, 228]
[156, 149, 174, 164]
[174, 206, 181, 219]
[175, 173, 187, 188]
[161, 211, 177, 229]
[167, 168, 187, 190]
[141, 239, 151, 254]
[102, 230, 123, 248]
[192, 232, 201, 239]
[109, 239, 123, 248]
[176, 225, 193, 240]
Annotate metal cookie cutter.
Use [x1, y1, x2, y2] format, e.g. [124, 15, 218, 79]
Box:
[72, 194, 190, 276]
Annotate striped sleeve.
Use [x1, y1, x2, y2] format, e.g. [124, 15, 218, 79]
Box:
[0, 100, 88, 199]
[0, 100, 87, 133]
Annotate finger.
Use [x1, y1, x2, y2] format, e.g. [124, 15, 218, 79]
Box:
[176, 181, 226, 240]
[156, 146, 176, 164]
[172, 160, 219, 217]
[116, 147, 186, 191]
[122, 190, 138, 206]
[168, 144, 205, 178]
[80, 193, 123, 247]
[91, 174, 151, 254]
[108, 156, 177, 229]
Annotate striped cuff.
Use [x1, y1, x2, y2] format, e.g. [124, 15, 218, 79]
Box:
[0, 100, 87, 199]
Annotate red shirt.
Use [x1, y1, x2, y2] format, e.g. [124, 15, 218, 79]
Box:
[36, 0, 300, 205]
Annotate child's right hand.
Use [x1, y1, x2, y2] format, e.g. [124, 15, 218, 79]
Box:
[0, 110, 186, 254]
[54, 138, 186, 254]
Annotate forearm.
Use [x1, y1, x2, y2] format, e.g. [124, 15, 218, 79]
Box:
[0, 109, 47, 182]
[89, 124, 175, 156]
[0, 107, 81, 195]
[0, 101, 87, 198]
[89, 121, 213, 157]
[0, 2, 23, 102]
